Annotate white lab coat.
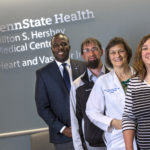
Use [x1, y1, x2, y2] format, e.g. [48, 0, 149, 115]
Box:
[70, 73, 84, 150]
[86, 68, 137, 150]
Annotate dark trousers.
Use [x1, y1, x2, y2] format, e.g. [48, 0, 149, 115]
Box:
[54, 141, 75, 150]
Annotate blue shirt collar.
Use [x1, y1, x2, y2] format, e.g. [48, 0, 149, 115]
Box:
[87, 64, 105, 83]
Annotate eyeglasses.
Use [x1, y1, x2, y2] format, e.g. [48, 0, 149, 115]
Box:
[109, 49, 126, 55]
[52, 42, 69, 49]
[83, 47, 99, 53]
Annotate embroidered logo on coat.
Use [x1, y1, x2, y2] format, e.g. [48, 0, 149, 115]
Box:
[104, 87, 120, 93]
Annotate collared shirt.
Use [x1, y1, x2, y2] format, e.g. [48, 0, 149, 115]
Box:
[55, 58, 73, 84]
[87, 64, 105, 83]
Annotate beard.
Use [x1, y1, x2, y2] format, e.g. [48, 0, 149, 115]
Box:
[87, 58, 100, 69]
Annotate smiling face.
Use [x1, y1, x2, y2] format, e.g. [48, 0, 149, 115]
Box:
[51, 34, 70, 62]
[109, 44, 128, 68]
[141, 38, 150, 68]
[82, 42, 102, 68]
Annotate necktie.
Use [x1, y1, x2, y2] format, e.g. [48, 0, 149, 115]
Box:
[62, 63, 71, 91]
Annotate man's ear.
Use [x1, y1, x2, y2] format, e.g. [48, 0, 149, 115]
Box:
[69, 45, 71, 50]
[82, 54, 85, 59]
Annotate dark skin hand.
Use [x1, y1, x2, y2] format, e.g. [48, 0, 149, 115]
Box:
[62, 127, 72, 138]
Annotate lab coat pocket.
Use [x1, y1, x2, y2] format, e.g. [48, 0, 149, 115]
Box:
[105, 129, 125, 148]
[111, 129, 124, 146]
[104, 87, 121, 105]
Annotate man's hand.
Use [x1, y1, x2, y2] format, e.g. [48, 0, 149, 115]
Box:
[62, 127, 72, 138]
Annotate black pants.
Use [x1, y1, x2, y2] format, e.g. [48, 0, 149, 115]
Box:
[54, 141, 75, 150]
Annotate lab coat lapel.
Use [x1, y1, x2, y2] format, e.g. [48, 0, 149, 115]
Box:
[112, 66, 134, 97]
[111, 70, 125, 99]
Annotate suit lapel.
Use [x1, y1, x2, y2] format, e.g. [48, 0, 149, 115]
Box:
[70, 60, 80, 81]
[47, 61, 67, 90]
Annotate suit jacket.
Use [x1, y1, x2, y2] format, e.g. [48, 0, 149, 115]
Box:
[35, 59, 86, 144]
[76, 68, 109, 147]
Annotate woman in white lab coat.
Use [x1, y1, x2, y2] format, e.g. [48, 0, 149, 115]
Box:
[86, 37, 137, 150]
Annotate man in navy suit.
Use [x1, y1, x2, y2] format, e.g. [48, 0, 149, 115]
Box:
[35, 33, 86, 150]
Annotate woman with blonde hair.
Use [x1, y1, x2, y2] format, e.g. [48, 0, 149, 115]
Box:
[123, 34, 150, 150]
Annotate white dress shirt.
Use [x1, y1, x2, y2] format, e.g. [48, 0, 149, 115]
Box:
[55, 58, 73, 84]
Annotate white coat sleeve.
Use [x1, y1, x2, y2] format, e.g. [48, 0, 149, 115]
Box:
[70, 83, 84, 150]
[86, 78, 113, 132]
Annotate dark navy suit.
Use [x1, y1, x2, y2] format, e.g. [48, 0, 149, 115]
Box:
[35, 59, 85, 144]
